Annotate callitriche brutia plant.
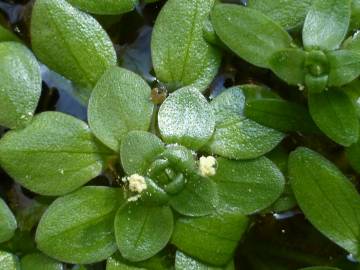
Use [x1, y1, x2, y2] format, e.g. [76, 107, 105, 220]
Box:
[0, 0, 359, 269]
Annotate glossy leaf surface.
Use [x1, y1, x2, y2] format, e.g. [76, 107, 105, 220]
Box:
[0, 251, 20, 270]
[152, 0, 221, 91]
[248, 0, 312, 29]
[308, 90, 359, 146]
[289, 147, 360, 258]
[0, 198, 17, 243]
[327, 50, 360, 87]
[245, 98, 318, 133]
[31, 0, 116, 89]
[210, 157, 285, 214]
[88, 67, 154, 151]
[67, 0, 137, 15]
[120, 131, 165, 175]
[20, 253, 63, 270]
[303, 0, 351, 50]
[0, 42, 41, 129]
[175, 251, 234, 270]
[36, 187, 125, 264]
[269, 49, 306, 85]
[211, 4, 292, 68]
[114, 203, 173, 262]
[158, 87, 215, 150]
[0, 112, 112, 196]
[171, 211, 249, 266]
[206, 91, 284, 159]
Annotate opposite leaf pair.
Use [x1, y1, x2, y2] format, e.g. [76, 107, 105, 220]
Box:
[211, 0, 360, 147]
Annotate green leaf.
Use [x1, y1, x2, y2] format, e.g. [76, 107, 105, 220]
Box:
[240, 84, 280, 100]
[151, 0, 221, 91]
[31, 0, 116, 90]
[36, 186, 125, 264]
[106, 251, 173, 270]
[308, 90, 359, 146]
[203, 18, 223, 48]
[0, 251, 20, 270]
[211, 4, 292, 68]
[88, 67, 154, 151]
[289, 147, 360, 258]
[137, 177, 170, 206]
[158, 87, 215, 150]
[0, 42, 41, 129]
[0, 25, 21, 42]
[351, 0, 360, 30]
[170, 175, 217, 216]
[327, 50, 360, 87]
[342, 79, 360, 118]
[298, 268, 341, 270]
[245, 98, 319, 133]
[171, 211, 249, 266]
[343, 32, 360, 53]
[114, 203, 173, 262]
[20, 253, 63, 270]
[206, 117, 284, 160]
[305, 74, 328, 93]
[346, 132, 360, 173]
[269, 49, 306, 85]
[120, 131, 165, 175]
[210, 157, 285, 214]
[265, 147, 297, 213]
[175, 251, 234, 270]
[210, 86, 246, 123]
[161, 144, 198, 175]
[205, 87, 284, 159]
[302, 0, 351, 50]
[0, 112, 112, 196]
[67, 0, 137, 15]
[0, 198, 17, 243]
[247, 0, 312, 30]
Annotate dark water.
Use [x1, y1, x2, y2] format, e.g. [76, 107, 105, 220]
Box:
[0, 1, 359, 269]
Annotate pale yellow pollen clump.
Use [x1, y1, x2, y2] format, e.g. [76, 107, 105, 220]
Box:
[128, 174, 147, 193]
[199, 156, 217, 177]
